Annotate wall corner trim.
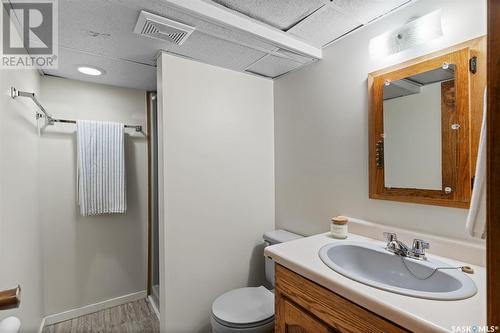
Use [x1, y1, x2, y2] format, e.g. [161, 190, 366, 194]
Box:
[42, 291, 147, 326]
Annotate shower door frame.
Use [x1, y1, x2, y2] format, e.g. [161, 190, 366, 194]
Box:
[146, 91, 159, 309]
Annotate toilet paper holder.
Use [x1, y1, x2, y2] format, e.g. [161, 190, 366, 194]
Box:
[0, 286, 21, 311]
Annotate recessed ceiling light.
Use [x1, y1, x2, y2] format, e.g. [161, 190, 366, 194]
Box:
[77, 66, 104, 76]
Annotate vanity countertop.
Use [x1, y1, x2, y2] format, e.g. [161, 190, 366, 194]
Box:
[264, 232, 486, 333]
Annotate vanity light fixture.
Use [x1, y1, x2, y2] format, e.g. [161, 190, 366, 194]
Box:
[369, 10, 443, 59]
[77, 66, 104, 76]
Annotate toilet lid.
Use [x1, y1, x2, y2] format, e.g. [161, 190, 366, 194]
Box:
[212, 287, 274, 326]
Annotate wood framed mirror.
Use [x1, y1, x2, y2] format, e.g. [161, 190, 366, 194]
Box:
[368, 37, 486, 208]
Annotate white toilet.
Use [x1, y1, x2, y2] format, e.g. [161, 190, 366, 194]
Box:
[211, 230, 303, 333]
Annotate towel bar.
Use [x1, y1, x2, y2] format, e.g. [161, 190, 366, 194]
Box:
[10, 87, 143, 132]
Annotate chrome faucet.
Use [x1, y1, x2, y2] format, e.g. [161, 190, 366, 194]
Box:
[411, 239, 430, 260]
[383, 232, 430, 260]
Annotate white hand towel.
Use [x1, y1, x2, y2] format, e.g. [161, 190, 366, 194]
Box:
[77, 120, 126, 216]
[465, 88, 487, 239]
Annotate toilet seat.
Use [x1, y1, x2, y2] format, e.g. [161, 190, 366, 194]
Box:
[211, 286, 274, 329]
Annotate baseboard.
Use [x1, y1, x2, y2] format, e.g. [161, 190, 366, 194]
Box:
[43, 290, 147, 326]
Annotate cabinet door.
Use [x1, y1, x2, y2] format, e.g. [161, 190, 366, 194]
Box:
[275, 264, 409, 333]
[283, 299, 337, 333]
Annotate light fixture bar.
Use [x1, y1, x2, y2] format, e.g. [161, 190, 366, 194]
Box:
[369, 10, 443, 58]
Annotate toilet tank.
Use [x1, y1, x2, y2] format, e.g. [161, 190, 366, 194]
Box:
[263, 230, 303, 287]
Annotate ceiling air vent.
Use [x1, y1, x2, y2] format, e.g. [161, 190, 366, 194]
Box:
[133, 10, 195, 46]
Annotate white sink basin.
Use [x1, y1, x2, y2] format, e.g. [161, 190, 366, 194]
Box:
[319, 241, 477, 300]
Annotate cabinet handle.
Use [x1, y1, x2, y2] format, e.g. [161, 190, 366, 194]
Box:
[0, 285, 21, 310]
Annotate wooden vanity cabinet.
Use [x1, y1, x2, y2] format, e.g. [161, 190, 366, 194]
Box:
[274, 264, 410, 333]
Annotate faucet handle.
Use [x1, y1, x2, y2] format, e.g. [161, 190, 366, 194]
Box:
[412, 239, 430, 257]
[383, 232, 397, 243]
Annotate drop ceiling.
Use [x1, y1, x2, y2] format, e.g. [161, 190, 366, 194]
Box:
[41, 0, 413, 91]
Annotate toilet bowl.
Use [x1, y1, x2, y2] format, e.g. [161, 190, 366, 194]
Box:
[211, 287, 274, 333]
[210, 230, 302, 333]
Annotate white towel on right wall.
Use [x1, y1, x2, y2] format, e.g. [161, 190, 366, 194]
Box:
[465, 88, 487, 239]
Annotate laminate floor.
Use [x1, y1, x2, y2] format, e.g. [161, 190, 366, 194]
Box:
[42, 299, 159, 333]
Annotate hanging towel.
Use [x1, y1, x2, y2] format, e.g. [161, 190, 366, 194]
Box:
[77, 120, 127, 216]
[466, 88, 487, 239]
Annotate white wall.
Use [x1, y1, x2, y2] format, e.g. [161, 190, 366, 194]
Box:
[157, 53, 275, 332]
[274, 0, 486, 241]
[0, 69, 44, 331]
[38, 76, 148, 315]
[384, 82, 442, 190]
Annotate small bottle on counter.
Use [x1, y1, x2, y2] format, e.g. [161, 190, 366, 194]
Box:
[330, 216, 348, 239]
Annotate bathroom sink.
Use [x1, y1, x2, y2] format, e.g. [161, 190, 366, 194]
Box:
[318, 241, 477, 300]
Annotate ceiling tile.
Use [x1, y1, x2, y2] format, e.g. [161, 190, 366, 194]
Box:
[211, 0, 324, 30]
[326, 0, 411, 24]
[164, 31, 268, 71]
[44, 48, 157, 91]
[245, 54, 302, 78]
[288, 5, 361, 48]
[57, 0, 167, 66]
